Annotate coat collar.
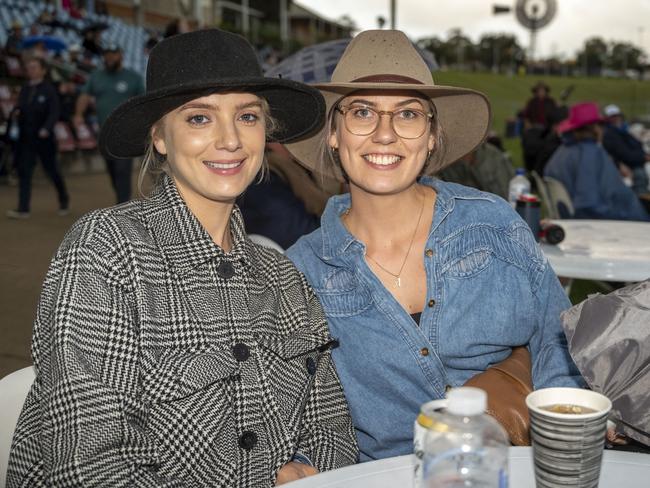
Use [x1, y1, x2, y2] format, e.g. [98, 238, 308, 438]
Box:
[319, 177, 495, 260]
[142, 174, 258, 277]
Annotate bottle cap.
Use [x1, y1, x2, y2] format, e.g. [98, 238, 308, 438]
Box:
[447, 387, 487, 416]
[515, 168, 526, 175]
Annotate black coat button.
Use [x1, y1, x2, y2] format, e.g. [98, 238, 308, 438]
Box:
[238, 430, 257, 450]
[232, 342, 250, 362]
[217, 260, 235, 279]
[306, 356, 317, 375]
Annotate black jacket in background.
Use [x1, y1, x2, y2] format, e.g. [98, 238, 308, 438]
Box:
[238, 171, 319, 249]
[602, 124, 646, 169]
[17, 80, 60, 138]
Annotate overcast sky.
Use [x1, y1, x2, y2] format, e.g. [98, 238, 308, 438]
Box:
[298, 0, 650, 60]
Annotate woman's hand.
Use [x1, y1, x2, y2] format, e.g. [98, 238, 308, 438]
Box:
[607, 427, 629, 446]
[275, 461, 318, 485]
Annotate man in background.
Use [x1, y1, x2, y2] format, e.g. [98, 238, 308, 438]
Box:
[4, 21, 24, 57]
[521, 81, 559, 171]
[602, 104, 650, 196]
[74, 45, 144, 203]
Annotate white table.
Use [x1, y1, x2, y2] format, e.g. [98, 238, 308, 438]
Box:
[540, 219, 650, 282]
[286, 448, 650, 487]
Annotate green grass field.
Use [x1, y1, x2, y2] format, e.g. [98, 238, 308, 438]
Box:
[433, 71, 650, 167]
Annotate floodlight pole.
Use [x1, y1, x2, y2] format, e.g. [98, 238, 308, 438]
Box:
[390, 0, 396, 29]
[528, 4, 539, 62]
[280, 0, 289, 51]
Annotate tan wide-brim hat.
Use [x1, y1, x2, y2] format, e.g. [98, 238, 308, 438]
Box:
[285, 30, 491, 182]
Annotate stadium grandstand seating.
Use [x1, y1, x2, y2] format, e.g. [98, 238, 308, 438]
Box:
[0, 0, 154, 161]
[0, 0, 147, 74]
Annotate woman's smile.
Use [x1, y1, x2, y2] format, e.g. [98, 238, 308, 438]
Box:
[202, 158, 246, 174]
[362, 152, 404, 168]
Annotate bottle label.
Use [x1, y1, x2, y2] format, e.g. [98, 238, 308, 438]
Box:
[422, 447, 507, 488]
[500, 468, 508, 488]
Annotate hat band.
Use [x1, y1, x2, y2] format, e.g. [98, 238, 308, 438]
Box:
[351, 74, 424, 84]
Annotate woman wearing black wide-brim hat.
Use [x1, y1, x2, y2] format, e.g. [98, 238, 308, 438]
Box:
[7, 29, 357, 487]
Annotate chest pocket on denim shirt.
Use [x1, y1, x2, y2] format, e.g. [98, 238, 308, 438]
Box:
[312, 268, 373, 317]
[441, 247, 494, 278]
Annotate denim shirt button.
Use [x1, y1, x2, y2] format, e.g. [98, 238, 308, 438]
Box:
[425, 249, 434, 257]
[427, 299, 436, 307]
[420, 347, 429, 357]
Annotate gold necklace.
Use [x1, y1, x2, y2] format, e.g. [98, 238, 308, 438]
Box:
[363, 189, 425, 288]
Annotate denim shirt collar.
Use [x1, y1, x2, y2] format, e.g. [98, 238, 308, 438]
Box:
[319, 177, 496, 260]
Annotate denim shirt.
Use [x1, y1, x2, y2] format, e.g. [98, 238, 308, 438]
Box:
[544, 139, 649, 221]
[287, 177, 584, 462]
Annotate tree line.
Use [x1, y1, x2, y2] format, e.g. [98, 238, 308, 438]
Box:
[417, 29, 647, 77]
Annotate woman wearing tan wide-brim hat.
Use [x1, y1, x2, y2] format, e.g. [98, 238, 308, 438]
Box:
[285, 30, 584, 463]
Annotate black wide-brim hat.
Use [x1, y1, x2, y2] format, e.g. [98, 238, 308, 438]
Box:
[99, 29, 325, 159]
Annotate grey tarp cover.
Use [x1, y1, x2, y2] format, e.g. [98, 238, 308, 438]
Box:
[561, 280, 650, 446]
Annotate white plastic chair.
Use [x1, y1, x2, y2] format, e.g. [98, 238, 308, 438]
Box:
[530, 170, 557, 219]
[248, 234, 284, 254]
[543, 176, 575, 218]
[0, 366, 35, 488]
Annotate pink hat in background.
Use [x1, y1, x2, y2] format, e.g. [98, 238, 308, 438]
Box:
[557, 102, 604, 134]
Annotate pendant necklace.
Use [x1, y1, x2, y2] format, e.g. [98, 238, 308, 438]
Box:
[363, 190, 425, 288]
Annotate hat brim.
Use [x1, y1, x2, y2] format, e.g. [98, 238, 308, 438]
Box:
[557, 116, 604, 134]
[99, 77, 325, 159]
[531, 83, 550, 93]
[285, 82, 491, 181]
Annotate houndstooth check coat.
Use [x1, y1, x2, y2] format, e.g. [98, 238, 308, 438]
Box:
[7, 175, 358, 487]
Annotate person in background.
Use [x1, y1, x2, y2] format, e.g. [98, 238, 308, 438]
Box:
[238, 143, 342, 249]
[144, 33, 159, 55]
[521, 81, 559, 171]
[67, 43, 92, 73]
[533, 106, 566, 176]
[4, 21, 24, 57]
[544, 102, 649, 221]
[285, 30, 583, 461]
[602, 104, 650, 196]
[58, 80, 79, 124]
[164, 17, 191, 38]
[438, 141, 514, 200]
[81, 25, 103, 56]
[74, 44, 144, 203]
[7, 29, 356, 487]
[6, 57, 69, 219]
[523, 81, 558, 128]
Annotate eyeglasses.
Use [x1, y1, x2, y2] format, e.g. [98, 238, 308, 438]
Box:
[336, 104, 433, 139]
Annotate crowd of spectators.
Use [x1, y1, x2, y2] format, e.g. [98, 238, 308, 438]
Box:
[0, 3, 161, 189]
[517, 83, 650, 221]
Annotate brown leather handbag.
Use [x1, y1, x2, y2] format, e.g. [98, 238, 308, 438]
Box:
[464, 346, 533, 446]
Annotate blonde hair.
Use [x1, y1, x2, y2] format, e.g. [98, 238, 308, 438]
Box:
[137, 96, 280, 196]
[317, 95, 448, 181]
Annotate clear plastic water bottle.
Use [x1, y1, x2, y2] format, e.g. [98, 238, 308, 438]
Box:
[508, 169, 530, 208]
[421, 387, 509, 488]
